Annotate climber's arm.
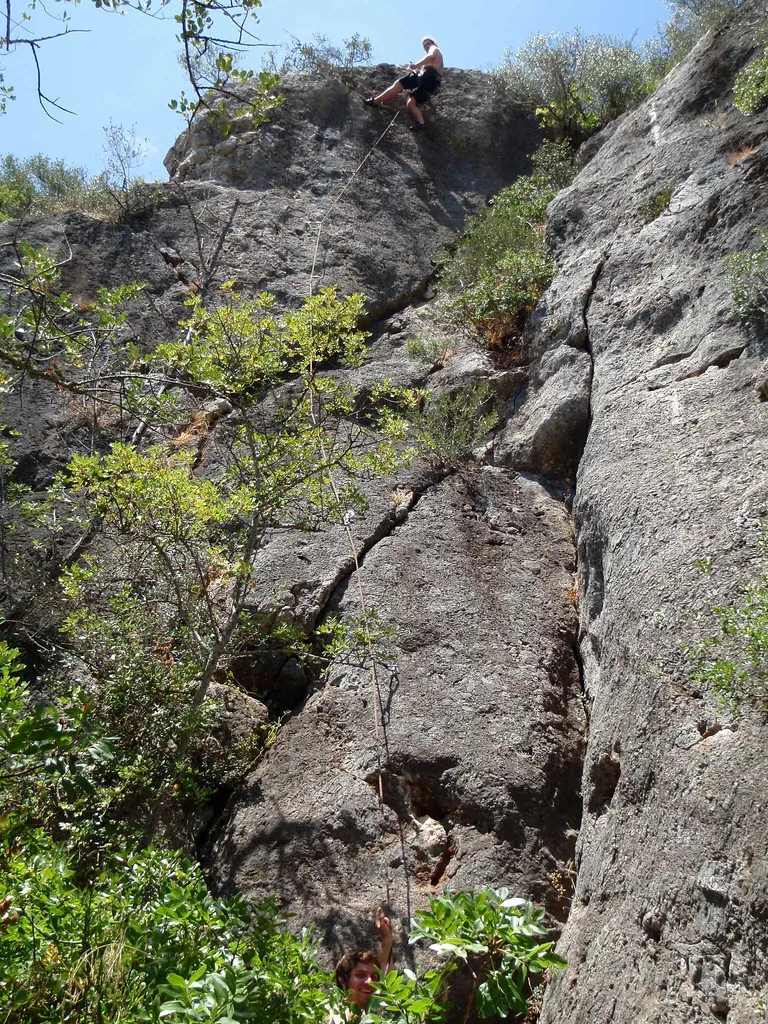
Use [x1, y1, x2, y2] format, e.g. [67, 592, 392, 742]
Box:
[409, 46, 441, 70]
[376, 906, 393, 974]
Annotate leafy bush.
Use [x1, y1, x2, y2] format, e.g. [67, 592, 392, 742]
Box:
[637, 187, 674, 224]
[1, 836, 335, 1024]
[688, 540, 768, 712]
[264, 33, 372, 77]
[438, 142, 573, 346]
[407, 889, 566, 1020]
[733, 33, 768, 114]
[0, 642, 113, 854]
[724, 228, 768, 329]
[0, 153, 111, 221]
[497, 30, 658, 144]
[412, 384, 496, 467]
[405, 336, 451, 371]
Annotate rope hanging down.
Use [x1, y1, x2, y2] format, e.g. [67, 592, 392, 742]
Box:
[308, 110, 400, 297]
[306, 107, 411, 918]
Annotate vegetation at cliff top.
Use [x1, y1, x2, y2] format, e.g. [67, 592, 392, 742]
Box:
[660, 0, 746, 66]
[0, 154, 111, 222]
[0, 125, 152, 223]
[262, 33, 373, 77]
[497, 30, 664, 147]
[494, 1, 748, 147]
[437, 140, 574, 349]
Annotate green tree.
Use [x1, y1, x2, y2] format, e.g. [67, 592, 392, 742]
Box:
[1, 244, 418, 833]
[0, 154, 108, 222]
[733, 23, 768, 114]
[1, 0, 280, 126]
[497, 30, 658, 144]
[656, 0, 743, 66]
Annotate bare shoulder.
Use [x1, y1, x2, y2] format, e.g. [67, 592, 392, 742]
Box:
[429, 46, 445, 72]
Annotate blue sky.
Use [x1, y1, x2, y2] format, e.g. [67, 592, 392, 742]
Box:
[3, 0, 669, 180]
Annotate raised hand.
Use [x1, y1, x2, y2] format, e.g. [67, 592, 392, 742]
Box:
[376, 906, 392, 941]
[376, 906, 393, 971]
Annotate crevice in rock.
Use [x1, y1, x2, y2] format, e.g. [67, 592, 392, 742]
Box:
[569, 634, 590, 731]
[581, 252, 609, 360]
[570, 252, 608, 476]
[647, 344, 747, 390]
[587, 752, 621, 815]
[360, 273, 436, 328]
[310, 466, 451, 631]
[650, 347, 698, 369]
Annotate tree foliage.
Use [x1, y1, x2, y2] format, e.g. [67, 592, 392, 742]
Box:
[437, 141, 574, 347]
[733, 22, 768, 114]
[0, 241, 420, 831]
[497, 30, 659, 145]
[0, 154, 111, 222]
[657, 0, 744, 66]
[263, 33, 373, 77]
[1, 0, 281, 126]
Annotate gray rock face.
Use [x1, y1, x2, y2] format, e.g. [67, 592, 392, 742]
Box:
[163, 67, 541, 317]
[4, 10, 768, 1021]
[527, 6, 768, 1022]
[208, 468, 586, 956]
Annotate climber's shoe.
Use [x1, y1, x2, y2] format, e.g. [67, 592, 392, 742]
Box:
[363, 97, 377, 107]
[409, 122, 425, 132]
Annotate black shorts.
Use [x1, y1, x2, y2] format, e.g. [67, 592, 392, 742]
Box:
[398, 67, 442, 105]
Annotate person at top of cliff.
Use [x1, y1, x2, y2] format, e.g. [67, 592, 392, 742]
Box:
[330, 907, 393, 1020]
[363, 37, 444, 131]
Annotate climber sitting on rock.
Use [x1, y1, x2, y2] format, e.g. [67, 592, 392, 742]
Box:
[332, 907, 393, 1016]
[364, 36, 443, 131]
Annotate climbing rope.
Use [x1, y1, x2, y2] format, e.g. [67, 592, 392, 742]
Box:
[337, 476, 393, 910]
[306, 106, 411, 919]
[309, 110, 400, 297]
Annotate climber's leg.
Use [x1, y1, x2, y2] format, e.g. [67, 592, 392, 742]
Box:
[366, 81, 405, 106]
[406, 95, 425, 125]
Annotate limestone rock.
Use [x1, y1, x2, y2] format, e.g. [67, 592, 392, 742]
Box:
[206, 682, 269, 750]
[2, 10, 768, 1021]
[206, 468, 586, 959]
[532, 4, 768, 1021]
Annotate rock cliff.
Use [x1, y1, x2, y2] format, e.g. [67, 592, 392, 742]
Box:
[3, 14, 768, 1022]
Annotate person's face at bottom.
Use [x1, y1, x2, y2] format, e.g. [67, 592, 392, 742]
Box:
[346, 961, 380, 1008]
